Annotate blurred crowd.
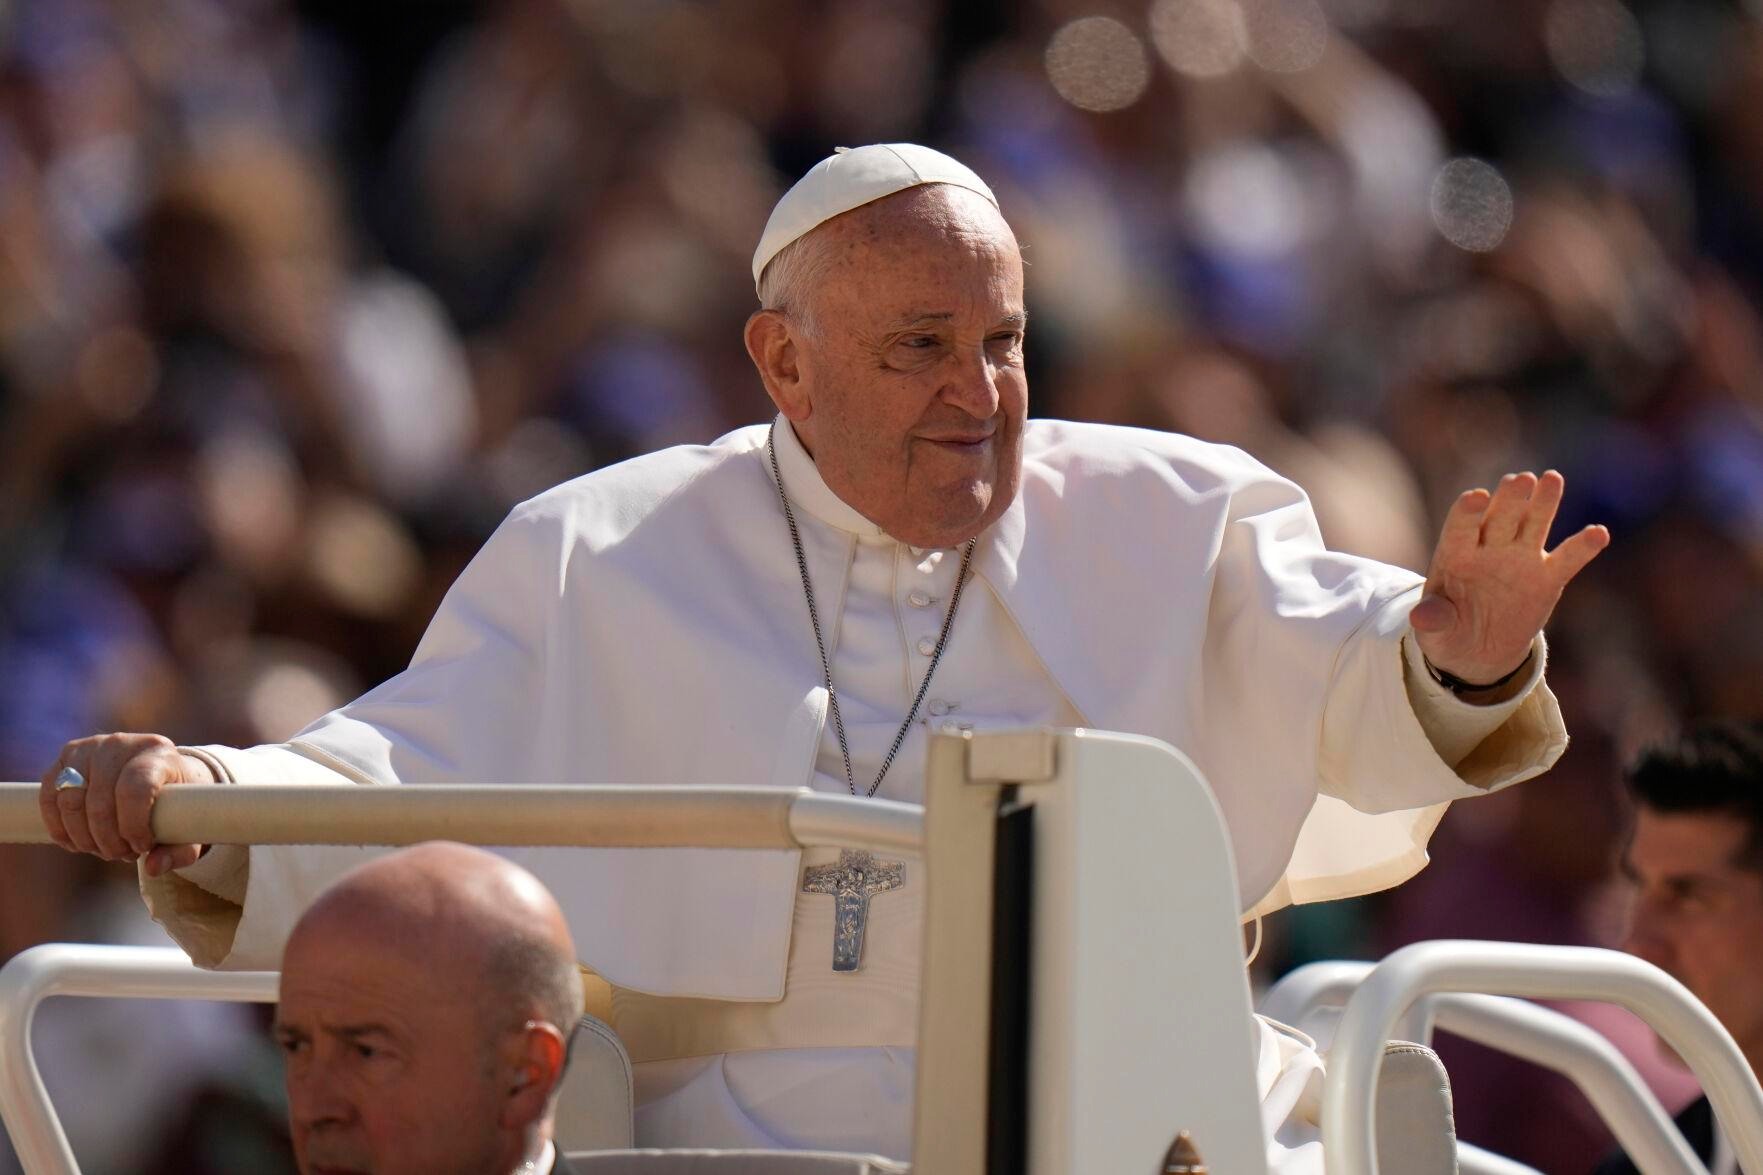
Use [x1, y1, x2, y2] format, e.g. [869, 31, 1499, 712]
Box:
[3, 0, 1763, 1169]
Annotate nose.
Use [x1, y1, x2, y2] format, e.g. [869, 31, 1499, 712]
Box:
[940, 344, 1002, 419]
[1623, 908, 1674, 972]
[288, 1061, 355, 1135]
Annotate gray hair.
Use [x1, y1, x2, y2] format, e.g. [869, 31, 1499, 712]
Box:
[475, 928, 587, 1102]
[756, 228, 837, 340]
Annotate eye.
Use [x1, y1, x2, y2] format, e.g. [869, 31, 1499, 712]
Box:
[275, 1033, 308, 1057]
[354, 1042, 379, 1060]
[1662, 881, 1713, 913]
[900, 335, 938, 349]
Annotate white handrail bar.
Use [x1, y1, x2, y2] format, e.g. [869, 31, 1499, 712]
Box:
[0, 784, 925, 854]
[1456, 1143, 1543, 1175]
[1258, 960, 1372, 1028]
[1430, 994, 1704, 1175]
[1265, 961, 1702, 1174]
[0, 944, 279, 1175]
[1324, 942, 1763, 1175]
[1260, 961, 1435, 1043]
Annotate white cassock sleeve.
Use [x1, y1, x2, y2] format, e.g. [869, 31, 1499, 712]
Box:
[1279, 594, 1563, 914]
[139, 505, 563, 967]
[1182, 466, 1566, 918]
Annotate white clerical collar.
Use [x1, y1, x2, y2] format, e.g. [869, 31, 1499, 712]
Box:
[769, 413, 887, 539]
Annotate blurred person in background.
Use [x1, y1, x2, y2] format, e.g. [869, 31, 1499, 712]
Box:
[1595, 721, 1763, 1175]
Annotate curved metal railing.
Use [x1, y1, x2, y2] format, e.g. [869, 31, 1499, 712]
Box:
[0, 945, 278, 1175]
[1321, 942, 1763, 1175]
[1264, 959, 1705, 1175]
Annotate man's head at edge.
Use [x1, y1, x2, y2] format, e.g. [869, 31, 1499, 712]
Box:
[274, 842, 584, 1175]
[1620, 721, 1763, 1070]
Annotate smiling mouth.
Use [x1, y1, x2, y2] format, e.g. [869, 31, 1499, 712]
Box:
[921, 434, 994, 450]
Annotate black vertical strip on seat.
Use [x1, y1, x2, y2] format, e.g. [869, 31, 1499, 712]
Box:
[987, 787, 1035, 1175]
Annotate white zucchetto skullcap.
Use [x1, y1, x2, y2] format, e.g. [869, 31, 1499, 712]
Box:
[751, 143, 999, 292]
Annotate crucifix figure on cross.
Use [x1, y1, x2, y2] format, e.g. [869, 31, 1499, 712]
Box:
[801, 849, 905, 972]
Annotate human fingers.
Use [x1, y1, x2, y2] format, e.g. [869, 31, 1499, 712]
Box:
[51, 741, 102, 856]
[144, 844, 203, 878]
[87, 735, 183, 860]
[1480, 472, 1537, 545]
[127, 751, 213, 860]
[1547, 523, 1612, 586]
[84, 737, 148, 859]
[37, 749, 76, 851]
[48, 733, 185, 860]
[117, 749, 211, 858]
[1431, 488, 1491, 571]
[1408, 592, 1458, 634]
[1516, 470, 1565, 547]
[114, 746, 171, 857]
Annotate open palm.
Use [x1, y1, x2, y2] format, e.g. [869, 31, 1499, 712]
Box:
[1411, 470, 1609, 685]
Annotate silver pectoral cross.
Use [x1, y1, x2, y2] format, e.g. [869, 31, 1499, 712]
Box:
[801, 849, 905, 972]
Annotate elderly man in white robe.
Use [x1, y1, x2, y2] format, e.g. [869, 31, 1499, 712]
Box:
[38, 144, 1608, 1169]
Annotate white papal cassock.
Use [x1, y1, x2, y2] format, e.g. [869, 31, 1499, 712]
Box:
[141, 416, 1565, 1168]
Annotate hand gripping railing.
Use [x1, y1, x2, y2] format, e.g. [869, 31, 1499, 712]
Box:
[1322, 942, 1763, 1175]
[1264, 960, 1704, 1175]
[0, 783, 924, 853]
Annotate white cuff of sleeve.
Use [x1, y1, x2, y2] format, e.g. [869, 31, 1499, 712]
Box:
[1401, 633, 1547, 769]
[166, 746, 248, 904]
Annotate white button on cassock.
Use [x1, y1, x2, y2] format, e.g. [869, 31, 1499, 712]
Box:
[927, 699, 951, 717]
[916, 637, 936, 656]
[908, 590, 931, 608]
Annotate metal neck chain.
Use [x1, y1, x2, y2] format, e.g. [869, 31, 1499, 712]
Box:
[768, 423, 977, 799]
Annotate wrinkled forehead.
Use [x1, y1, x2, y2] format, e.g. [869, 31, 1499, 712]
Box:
[280, 928, 481, 1038]
[808, 187, 1024, 314]
[286, 898, 473, 993]
[828, 184, 1018, 254]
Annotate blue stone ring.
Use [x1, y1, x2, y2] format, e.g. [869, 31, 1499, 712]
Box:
[53, 766, 86, 792]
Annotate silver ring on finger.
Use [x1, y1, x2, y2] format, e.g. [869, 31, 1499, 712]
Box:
[54, 766, 87, 793]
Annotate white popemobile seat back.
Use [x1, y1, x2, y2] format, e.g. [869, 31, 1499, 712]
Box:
[910, 729, 1268, 1174]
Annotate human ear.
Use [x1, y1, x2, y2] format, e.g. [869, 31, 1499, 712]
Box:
[744, 309, 812, 422]
[499, 1021, 567, 1129]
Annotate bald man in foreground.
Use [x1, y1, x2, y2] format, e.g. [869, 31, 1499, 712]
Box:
[273, 843, 585, 1175]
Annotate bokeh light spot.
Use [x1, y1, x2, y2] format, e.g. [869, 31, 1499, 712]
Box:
[1150, 0, 1248, 79]
[1046, 16, 1153, 112]
[1545, 0, 1645, 98]
[1242, 0, 1331, 74]
[1183, 143, 1313, 255]
[1430, 158, 1514, 253]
